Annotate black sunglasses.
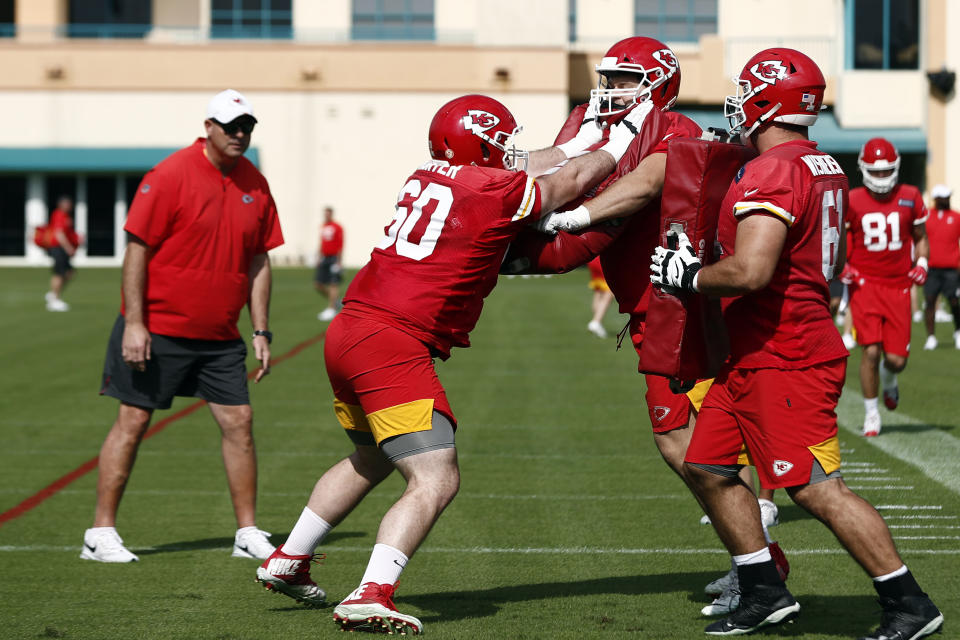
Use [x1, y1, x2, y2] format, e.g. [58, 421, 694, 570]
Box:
[213, 118, 255, 136]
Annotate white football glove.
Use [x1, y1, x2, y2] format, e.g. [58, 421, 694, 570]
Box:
[535, 206, 591, 236]
[650, 231, 702, 292]
[600, 101, 653, 163]
[555, 103, 603, 159]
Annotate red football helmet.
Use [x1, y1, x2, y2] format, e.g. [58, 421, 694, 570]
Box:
[858, 137, 900, 194]
[427, 94, 527, 170]
[724, 48, 825, 143]
[590, 37, 681, 116]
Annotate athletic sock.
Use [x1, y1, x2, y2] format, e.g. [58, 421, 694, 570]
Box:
[879, 363, 897, 391]
[360, 543, 409, 586]
[281, 507, 332, 556]
[874, 566, 924, 599]
[864, 397, 879, 416]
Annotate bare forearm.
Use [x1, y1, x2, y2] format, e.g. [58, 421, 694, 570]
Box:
[122, 237, 149, 325]
[248, 253, 272, 331]
[583, 153, 666, 224]
[526, 147, 569, 177]
[540, 150, 616, 213]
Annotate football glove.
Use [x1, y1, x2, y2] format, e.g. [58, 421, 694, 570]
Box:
[650, 230, 702, 292]
[535, 206, 591, 236]
[908, 257, 928, 285]
[839, 263, 863, 286]
[555, 103, 603, 159]
[600, 101, 653, 163]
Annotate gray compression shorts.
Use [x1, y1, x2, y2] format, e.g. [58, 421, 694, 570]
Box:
[345, 410, 456, 463]
[688, 458, 842, 486]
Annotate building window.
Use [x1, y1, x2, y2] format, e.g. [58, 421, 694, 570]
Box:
[352, 0, 435, 41]
[211, 0, 293, 39]
[849, 0, 919, 69]
[634, 0, 716, 42]
[67, 0, 152, 39]
[0, 0, 14, 38]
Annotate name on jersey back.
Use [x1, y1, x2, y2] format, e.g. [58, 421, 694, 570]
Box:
[419, 160, 462, 179]
[800, 154, 844, 177]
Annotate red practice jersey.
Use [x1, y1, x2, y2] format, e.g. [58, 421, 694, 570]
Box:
[926, 208, 960, 269]
[320, 221, 344, 256]
[847, 184, 927, 286]
[344, 160, 541, 358]
[717, 140, 849, 369]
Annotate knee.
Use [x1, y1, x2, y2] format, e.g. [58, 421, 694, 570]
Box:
[884, 354, 907, 372]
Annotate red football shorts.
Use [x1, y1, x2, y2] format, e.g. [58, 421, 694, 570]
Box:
[849, 279, 912, 357]
[324, 311, 455, 445]
[587, 257, 609, 292]
[685, 359, 846, 489]
[645, 374, 693, 433]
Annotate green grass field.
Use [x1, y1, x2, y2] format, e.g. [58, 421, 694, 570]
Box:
[0, 266, 957, 639]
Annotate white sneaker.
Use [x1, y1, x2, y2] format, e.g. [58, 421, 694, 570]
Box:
[702, 584, 741, 616]
[46, 298, 69, 312]
[45, 291, 55, 303]
[705, 566, 737, 596]
[923, 335, 938, 351]
[233, 527, 276, 559]
[863, 412, 881, 437]
[699, 514, 712, 525]
[317, 307, 337, 321]
[841, 332, 856, 350]
[759, 499, 780, 527]
[936, 309, 953, 323]
[912, 310, 923, 323]
[80, 527, 139, 563]
[955, 330, 960, 350]
[587, 320, 608, 338]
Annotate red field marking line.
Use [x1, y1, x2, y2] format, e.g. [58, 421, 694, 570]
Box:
[0, 331, 326, 528]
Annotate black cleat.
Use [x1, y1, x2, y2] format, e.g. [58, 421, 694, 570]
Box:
[859, 595, 944, 640]
[704, 583, 800, 635]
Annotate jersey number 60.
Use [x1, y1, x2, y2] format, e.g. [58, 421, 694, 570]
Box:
[377, 180, 454, 261]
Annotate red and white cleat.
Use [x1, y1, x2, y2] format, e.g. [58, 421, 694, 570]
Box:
[255, 547, 326, 607]
[333, 582, 422, 635]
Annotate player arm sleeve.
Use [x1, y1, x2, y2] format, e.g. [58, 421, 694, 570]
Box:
[501, 222, 626, 275]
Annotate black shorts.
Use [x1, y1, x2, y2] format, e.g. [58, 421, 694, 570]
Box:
[100, 315, 249, 410]
[48, 247, 73, 276]
[924, 268, 960, 300]
[828, 278, 845, 300]
[314, 255, 342, 285]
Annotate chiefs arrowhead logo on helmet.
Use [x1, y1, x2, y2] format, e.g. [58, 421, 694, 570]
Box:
[750, 60, 788, 85]
[462, 110, 500, 133]
[653, 49, 678, 71]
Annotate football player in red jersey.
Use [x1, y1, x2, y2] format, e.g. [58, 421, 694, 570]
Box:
[843, 137, 929, 436]
[504, 37, 787, 615]
[651, 48, 943, 639]
[254, 94, 663, 634]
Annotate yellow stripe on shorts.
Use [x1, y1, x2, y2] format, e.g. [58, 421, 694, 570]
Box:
[334, 399, 368, 432]
[367, 398, 435, 444]
[686, 378, 714, 412]
[808, 435, 841, 475]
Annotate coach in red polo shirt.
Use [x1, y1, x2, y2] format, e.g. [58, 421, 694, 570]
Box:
[85, 89, 284, 563]
[923, 184, 960, 349]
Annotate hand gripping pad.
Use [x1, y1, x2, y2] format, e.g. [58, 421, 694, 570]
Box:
[638, 138, 756, 381]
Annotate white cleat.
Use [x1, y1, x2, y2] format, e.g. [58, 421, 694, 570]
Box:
[923, 335, 938, 351]
[702, 585, 741, 616]
[46, 298, 70, 312]
[705, 566, 737, 596]
[912, 309, 923, 323]
[317, 307, 338, 321]
[759, 499, 780, 527]
[700, 514, 712, 525]
[232, 527, 276, 559]
[935, 309, 953, 323]
[955, 330, 960, 350]
[587, 320, 608, 338]
[862, 412, 881, 437]
[80, 527, 139, 563]
[842, 332, 856, 350]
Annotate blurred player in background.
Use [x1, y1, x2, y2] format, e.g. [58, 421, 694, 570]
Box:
[44, 195, 80, 312]
[86, 89, 281, 564]
[586, 256, 614, 337]
[651, 48, 943, 640]
[843, 137, 929, 437]
[923, 184, 960, 349]
[505, 37, 787, 615]
[254, 93, 658, 635]
[315, 206, 344, 321]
